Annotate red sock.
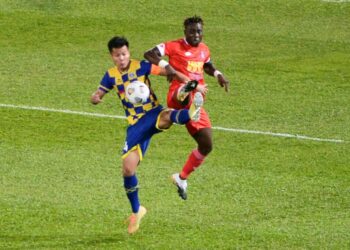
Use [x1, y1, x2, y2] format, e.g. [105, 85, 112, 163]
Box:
[180, 149, 206, 179]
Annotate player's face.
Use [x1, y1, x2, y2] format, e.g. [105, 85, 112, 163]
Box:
[184, 23, 203, 47]
[110, 45, 130, 71]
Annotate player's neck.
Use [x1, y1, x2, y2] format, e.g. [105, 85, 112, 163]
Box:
[184, 38, 199, 47]
[117, 60, 131, 73]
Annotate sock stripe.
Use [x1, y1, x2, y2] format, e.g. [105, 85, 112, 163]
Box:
[170, 109, 190, 124]
[193, 149, 205, 160]
[125, 185, 139, 193]
[175, 110, 181, 123]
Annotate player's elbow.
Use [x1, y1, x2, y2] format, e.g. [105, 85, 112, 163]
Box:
[144, 50, 151, 60]
[144, 48, 160, 64]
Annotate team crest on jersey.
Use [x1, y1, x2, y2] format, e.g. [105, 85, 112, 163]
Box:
[201, 51, 205, 59]
[128, 73, 135, 79]
[185, 51, 192, 57]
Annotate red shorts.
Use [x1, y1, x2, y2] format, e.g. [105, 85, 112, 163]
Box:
[167, 83, 211, 136]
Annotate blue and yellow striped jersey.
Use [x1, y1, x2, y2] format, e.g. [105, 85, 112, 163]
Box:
[99, 59, 160, 125]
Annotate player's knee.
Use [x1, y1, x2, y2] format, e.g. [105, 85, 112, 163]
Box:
[163, 109, 173, 118]
[123, 167, 133, 177]
[122, 164, 137, 176]
[158, 110, 173, 129]
[199, 142, 212, 156]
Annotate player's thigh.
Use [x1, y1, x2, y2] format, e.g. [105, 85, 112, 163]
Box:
[122, 150, 140, 176]
[192, 127, 213, 155]
[124, 106, 162, 149]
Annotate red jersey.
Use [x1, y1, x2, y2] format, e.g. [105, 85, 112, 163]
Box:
[156, 38, 212, 135]
[157, 38, 211, 86]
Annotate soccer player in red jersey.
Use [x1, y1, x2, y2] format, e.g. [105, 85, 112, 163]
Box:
[144, 16, 229, 200]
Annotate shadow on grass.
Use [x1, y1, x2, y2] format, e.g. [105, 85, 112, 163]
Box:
[0, 233, 138, 248]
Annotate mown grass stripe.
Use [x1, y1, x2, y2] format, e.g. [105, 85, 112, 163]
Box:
[1, 103, 344, 143]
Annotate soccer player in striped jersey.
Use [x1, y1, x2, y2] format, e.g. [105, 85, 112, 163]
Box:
[144, 16, 229, 200]
[91, 36, 202, 234]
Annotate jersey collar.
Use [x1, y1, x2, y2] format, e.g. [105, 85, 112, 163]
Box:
[183, 37, 201, 48]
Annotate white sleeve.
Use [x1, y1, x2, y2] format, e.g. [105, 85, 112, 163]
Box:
[156, 43, 166, 56]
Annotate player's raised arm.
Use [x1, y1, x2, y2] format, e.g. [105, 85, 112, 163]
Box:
[144, 47, 162, 65]
[145, 47, 177, 82]
[203, 61, 229, 92]
[151, 64, 190, 83]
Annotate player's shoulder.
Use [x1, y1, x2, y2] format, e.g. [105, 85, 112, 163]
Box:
[139, 59, 152, 68]
[128, 59, 150, 69]
[130, 58, 141, 64]
[106, 66, 118, 76]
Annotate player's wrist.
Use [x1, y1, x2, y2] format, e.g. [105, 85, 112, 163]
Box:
[213, 70, 222, 78]
[158, 59, 169, 68]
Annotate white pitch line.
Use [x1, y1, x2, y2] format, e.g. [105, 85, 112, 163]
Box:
[212, 127, 344, 143]
[0, 103, 125, 119]
[0, 103, 345, 144]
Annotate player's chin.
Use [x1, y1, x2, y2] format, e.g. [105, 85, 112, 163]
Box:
[190, 40, 201, 46]
[119, 62, 128, 69]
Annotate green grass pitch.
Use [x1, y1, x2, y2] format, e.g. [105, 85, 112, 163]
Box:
[1, 0, 349, 249]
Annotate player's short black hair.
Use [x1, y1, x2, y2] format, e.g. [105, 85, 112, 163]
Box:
[184, 15, 204, 27]
[108, 36, 129, 52]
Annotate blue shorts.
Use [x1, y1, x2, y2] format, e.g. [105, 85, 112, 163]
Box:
[122, 105, 165, 160]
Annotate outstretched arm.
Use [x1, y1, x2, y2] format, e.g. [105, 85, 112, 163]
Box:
[157, 67, 190, 83]
[204, 62, 229, 92]
[145, 47, 177, 82]
[144, 47, 162, 65]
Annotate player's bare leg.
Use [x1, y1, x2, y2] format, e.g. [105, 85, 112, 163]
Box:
[193, 128, 213, 156]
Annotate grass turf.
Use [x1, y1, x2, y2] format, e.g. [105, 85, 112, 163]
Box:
[1, 0, 349, 249]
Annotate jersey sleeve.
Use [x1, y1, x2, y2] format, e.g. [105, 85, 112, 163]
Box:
[156, 40, 176, 57]
[150, 64, 161, 75]
[138, 60, 153, 76]
[99, 71, 115, 92]
[156, 43, 166, 56]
